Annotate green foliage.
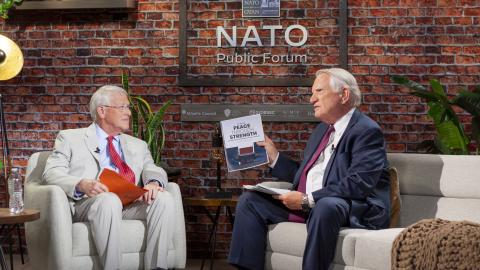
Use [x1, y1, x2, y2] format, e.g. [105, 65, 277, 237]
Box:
[392, 76, 480, 154]
[122, 71, 172, 164]
[0, 0, 23, 19]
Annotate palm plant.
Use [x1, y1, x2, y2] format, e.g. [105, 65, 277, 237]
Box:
[392, 76, 480, 154]
[122, 72, 172, 164]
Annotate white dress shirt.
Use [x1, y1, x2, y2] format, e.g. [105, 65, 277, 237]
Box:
[95, 124, 124, 172]
[270, 108, 355, 207]
[305, 108, 354, 206]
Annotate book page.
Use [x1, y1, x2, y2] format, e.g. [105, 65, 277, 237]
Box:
[243, 184, 290, 195]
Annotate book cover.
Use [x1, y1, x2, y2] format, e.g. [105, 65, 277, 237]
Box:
[220, 114, 269, 172]
[99, 168, 147, 206]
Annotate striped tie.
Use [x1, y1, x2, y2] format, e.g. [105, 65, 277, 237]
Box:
[107, 136, 136, 184]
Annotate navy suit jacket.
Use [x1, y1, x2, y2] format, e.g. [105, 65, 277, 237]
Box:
[272, 109, 390, 229]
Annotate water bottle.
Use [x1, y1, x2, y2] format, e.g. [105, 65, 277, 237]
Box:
[8, 167, 24, 214]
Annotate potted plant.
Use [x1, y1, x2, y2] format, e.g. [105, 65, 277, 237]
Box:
[121, 72, 179, 175]
[0, 0, 23, 19]
[392, 76, 480, 154]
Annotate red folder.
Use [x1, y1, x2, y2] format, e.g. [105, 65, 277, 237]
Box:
[99, 168, 147, 206]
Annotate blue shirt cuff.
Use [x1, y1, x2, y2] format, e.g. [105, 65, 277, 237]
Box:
[74, 188, 84, 199]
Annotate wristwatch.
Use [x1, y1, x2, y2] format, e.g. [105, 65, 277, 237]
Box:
[301, 193, 310, 213]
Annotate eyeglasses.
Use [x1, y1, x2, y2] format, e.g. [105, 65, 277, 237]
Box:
[101, 105, 132, 111]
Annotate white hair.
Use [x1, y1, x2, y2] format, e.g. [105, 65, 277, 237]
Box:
[89, 85, 128, 122]
[315, 68, 362, 107]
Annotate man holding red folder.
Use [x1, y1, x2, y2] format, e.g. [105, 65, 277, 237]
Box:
[43, 85, 174, 270]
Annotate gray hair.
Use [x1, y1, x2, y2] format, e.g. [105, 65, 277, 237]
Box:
[89, 85, 128, 122]
[315, 68, 362, 107]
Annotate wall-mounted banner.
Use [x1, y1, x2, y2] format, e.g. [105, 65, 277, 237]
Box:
[242, 0, 280, 17]
[181, 104, 317, 122]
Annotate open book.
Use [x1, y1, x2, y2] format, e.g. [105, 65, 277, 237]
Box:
[243, 183, 290, 195]
[99, 168, 147, 206]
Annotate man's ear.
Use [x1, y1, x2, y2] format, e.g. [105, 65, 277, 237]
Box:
[96, 106, 106, 120]
[340, 88, 350, 105]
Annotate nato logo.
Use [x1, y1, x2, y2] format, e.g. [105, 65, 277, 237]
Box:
[242, 0, 280, 17]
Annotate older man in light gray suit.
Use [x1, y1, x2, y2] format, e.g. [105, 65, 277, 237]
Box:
[43, 85, 174, 270]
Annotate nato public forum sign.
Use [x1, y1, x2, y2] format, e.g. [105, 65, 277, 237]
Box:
[179, 0, 348, 86]
[242, 0, 280, 17]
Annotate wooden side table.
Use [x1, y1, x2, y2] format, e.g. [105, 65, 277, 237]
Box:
[0, 209, 40, 270]
[184, 196, 238, 270]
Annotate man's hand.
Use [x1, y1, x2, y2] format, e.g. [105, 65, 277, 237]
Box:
[76, 179, 109, 197]
[141, 182, 164, 205]
[273, 191, 303, 210]
[256, 135, 278, 165]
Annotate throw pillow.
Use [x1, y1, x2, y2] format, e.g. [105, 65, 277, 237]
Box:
[389, 166, 402, 228]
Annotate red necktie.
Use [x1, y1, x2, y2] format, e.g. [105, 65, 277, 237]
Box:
[289, 125, 335, 223]
[107, 136, 136, 184]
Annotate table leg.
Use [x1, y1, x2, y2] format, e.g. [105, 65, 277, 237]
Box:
[16, 225, 23, 265]
[7, 239, 11, 270]
[0, 243, 7, 270]
[200, 206, 221, 270]
[226, 206, 234, 226]
[0, 224, 22, 270]
[209, 208, 220, 270]
[0, 225, 8, 270]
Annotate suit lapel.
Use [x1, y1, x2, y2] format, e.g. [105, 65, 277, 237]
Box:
[293, 124, 329, 188]
[84, 123, 100, 164]
[322, 109, 361, 186]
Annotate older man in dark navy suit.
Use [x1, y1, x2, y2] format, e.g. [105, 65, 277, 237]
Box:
[228, 68, 390, 270]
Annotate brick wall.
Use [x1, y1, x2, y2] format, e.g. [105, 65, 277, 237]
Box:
[0, 0, 479, 258]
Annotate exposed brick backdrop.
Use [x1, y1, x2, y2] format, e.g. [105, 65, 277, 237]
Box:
[0, 0, 479, 258]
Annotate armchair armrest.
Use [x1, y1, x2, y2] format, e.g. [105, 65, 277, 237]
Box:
[25, 182, 73, 270]
[165, 182, 186, 268]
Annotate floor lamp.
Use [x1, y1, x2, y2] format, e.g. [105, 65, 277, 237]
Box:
[0, 34, 25, 267]
[0, 34, 23, 203]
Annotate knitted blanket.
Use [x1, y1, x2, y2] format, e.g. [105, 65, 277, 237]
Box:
[391, 218, 480, 270]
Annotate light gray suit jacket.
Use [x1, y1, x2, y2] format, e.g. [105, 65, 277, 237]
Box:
[43, 123, 168, 213]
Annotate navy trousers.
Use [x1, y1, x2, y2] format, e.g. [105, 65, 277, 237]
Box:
[228, 192, 350, 270]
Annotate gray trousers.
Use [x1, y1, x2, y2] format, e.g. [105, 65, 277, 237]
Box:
[73, 191, 175, 270]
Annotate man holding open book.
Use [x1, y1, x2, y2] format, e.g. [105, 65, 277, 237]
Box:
[43, 85, 174, 270]
[228, 68, 390, 270]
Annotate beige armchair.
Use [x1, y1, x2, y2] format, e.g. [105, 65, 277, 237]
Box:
[24, 151, 186, 270]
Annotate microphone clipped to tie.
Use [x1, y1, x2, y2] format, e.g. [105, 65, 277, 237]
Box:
[330, 144, 335, 154]
[94, 147, 100, 153]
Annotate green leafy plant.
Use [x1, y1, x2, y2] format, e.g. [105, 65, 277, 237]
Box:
[392, 76, 480, 154]
[122, 72, 172, 164]
[0, 0, 23, 19]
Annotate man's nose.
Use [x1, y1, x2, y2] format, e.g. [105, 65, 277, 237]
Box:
[309, 94, 316, 104]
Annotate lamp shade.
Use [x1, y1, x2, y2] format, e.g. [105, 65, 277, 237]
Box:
[0, 34, 23, 81]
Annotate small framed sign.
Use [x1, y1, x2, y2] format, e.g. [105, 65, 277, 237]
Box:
[242, 0, 280, 17]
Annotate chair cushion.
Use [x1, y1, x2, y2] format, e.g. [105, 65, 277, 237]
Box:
[266, 222, 369, 266]
[72, 220, 146, 256]
[389, 167, 402, 228]
[353, 228, 403, 270]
